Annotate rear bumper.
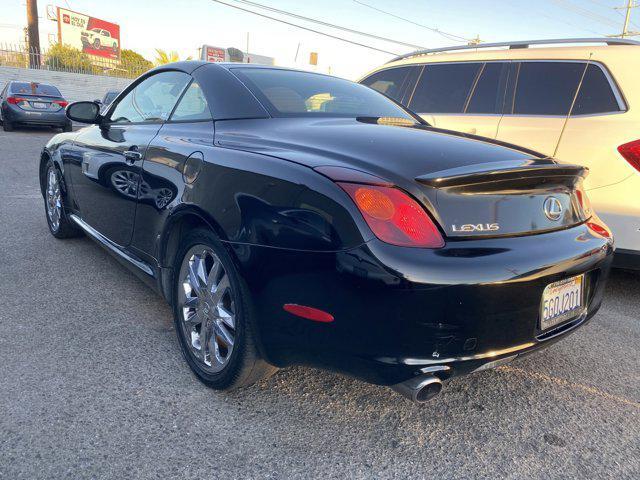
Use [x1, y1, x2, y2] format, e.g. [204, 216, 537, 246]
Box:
[3, 104, 68, 126]
[230, 220, 613, 386]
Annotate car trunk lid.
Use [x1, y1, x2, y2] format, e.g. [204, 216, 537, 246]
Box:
[415, 159, 591, 238]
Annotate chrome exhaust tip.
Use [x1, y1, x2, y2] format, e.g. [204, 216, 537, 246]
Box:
[391, 375, 443, 403]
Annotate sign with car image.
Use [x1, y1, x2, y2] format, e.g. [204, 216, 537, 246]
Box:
[57, 7, 120, 60]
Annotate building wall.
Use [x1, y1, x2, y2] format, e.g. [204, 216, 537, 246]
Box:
[0, 66, 131, 103]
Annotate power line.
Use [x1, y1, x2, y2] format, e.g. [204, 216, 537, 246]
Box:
[551, 0, 622, 27]
[352, 0, 470, 43]
[231, 0, 426, 49]
[585, 0, 640, 29]
[208, 0, 402, 55]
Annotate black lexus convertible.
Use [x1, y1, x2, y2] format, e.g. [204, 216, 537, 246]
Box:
[40, 62, 613, 403]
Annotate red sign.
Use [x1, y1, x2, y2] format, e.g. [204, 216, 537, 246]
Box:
[204, 46, 226, 63]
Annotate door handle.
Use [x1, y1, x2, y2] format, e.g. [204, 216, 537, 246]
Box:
[123, 148, 142, 165]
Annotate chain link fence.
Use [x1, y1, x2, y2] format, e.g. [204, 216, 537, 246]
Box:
[0, 43, 153, 79]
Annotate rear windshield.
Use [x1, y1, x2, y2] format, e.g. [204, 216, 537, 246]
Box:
[232, 68, 417, 121]
[10, 82, 61, 97]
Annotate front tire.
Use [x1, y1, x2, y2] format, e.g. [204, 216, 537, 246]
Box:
[172, 228, 276, 390]
[43, 160, 82, 239]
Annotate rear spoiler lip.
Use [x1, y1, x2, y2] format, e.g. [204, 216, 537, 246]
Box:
[415, 160, 588, 188]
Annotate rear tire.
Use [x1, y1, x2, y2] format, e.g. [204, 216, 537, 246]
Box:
[172, 228, 276, 390]
[3, 120, 14, 132]
[43, 159, 83, 239]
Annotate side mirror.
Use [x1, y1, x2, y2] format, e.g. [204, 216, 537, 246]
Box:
[66, 101, 101, 124]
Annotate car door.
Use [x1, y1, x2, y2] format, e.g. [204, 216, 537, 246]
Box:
[69, 70, 191, 246]
[495, 61, 588, 156]
[406, 62, 506, 139]
[131, 78, 215, 260]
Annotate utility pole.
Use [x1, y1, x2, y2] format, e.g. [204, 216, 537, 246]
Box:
[26, 0, 41, 67]
[468, 35, 482, 46]
[610, 0, 639, 38]
[246, 32, 250, 63]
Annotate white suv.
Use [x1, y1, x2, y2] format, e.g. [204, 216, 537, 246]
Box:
[361, 38, 640, 269]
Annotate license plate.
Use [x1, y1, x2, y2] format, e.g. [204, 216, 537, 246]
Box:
[540, 275, 584, 330]
[32, 102, 47, 109]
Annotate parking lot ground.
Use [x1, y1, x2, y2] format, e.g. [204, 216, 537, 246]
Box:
[1, 128, 639, 479]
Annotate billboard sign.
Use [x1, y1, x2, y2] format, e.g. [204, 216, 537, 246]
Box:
[57, 7, 120, 60]
[201, 45, 226, 63]
[200, 44, 275, 65]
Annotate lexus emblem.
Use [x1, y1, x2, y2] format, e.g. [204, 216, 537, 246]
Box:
[543, 197, 563, 221]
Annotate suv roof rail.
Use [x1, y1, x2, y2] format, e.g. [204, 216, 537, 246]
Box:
[387, 37, 640, 63]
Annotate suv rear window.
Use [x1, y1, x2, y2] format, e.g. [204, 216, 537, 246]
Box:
[573, 64, 621, 115]
[10, 82, 61, 97]
[512, 62, 622, 116]
[409, 63, 481, 113]
[360, 66, 413, 102]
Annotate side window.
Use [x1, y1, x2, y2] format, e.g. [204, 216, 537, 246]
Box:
[573, 64, 622, 115]
[109, 71, 191, 124]
[466, 63, 507, 114]
[170, 81, 212, 121]
[360, 66, 413, 102]
[512, 62, 584, 115]
[409, 63, 482, 114]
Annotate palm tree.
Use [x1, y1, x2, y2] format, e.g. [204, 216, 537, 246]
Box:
[154, 49, 192, 66]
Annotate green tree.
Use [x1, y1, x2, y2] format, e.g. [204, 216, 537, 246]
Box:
[45, 44, 96, 73]
[119, 49, 153, 78]
[154, 49, 192, 66]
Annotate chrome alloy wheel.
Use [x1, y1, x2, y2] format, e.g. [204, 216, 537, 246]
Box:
[46, 167, 62, 231]
[178, 245, 236, 372]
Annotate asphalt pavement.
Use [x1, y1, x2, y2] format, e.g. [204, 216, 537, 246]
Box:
[0, 127, 638, 479]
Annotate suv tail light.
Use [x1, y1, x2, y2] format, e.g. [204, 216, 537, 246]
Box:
[618, 140, 640, 172]
[338, 183, 444, 248]
[6, 96, 26, 105]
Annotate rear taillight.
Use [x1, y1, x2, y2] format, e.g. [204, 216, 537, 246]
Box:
[618, 140, 640, 172]
[54, 100, 68, 108]
[6, 96, 25, 105]
[339, 183, 444, 248]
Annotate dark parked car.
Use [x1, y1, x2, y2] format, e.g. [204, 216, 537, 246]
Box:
[39, 62, 613, 403]
[94, 89, 121, 112]
[0, 81, 72, 132]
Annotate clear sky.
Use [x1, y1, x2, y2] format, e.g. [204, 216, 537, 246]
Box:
[1, 0, 637, 79]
